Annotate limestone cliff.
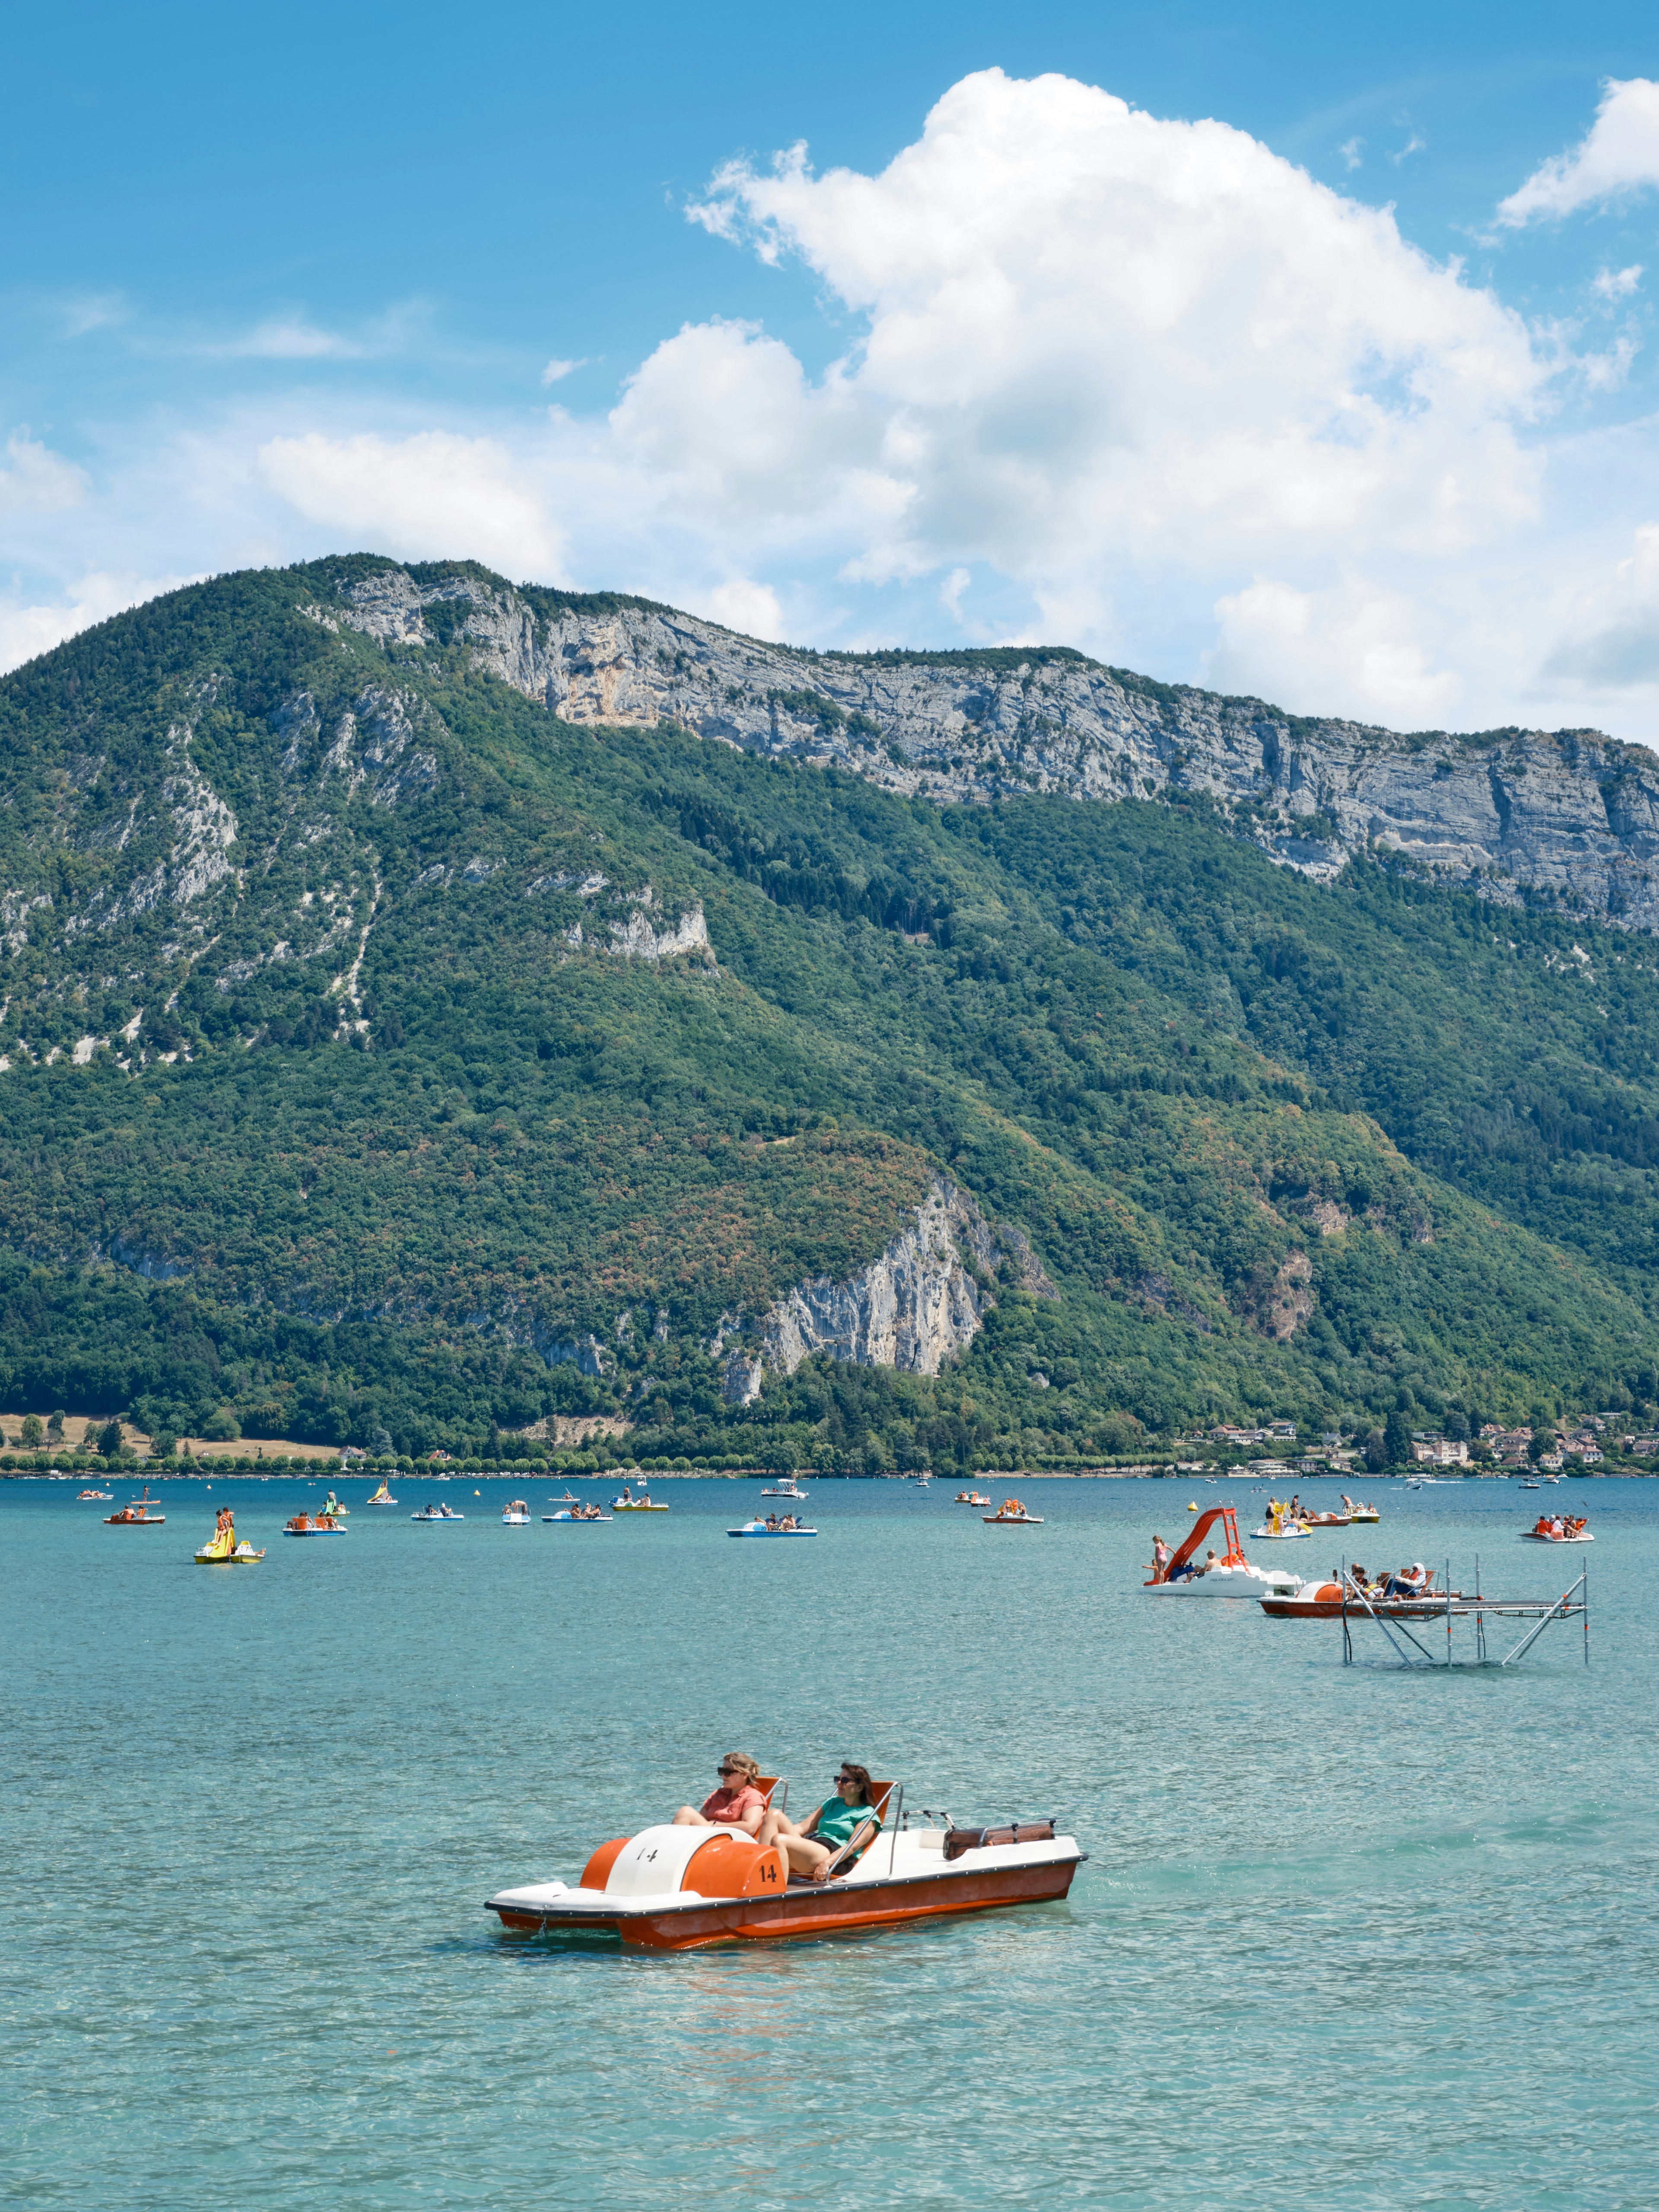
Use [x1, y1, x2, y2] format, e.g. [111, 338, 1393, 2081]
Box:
[333, 566, 1659, 933]
[715, 1176, 1028, 1404]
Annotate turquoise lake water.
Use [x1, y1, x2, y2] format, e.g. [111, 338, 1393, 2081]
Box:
[4, 1472, 1656, 2210]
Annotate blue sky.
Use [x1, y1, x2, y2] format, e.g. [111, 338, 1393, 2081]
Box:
[5, 1, 1659, 739]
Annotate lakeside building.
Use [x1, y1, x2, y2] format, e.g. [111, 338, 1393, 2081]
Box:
[1412, 1438, 1469, 1465]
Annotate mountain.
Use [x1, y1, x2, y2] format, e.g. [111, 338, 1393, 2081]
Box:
[1, 552, 1657, 1468]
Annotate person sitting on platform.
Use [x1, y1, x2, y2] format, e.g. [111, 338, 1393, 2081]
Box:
[672, 1754, 768, 1834]
[758, 1762, 881, 1883]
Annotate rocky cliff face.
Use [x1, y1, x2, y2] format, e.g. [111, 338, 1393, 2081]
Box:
[334, 566, 1659, 933]
[714, 1176, 1039, 1404]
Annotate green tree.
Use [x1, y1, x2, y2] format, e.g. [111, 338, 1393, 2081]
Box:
[1382, 1410, 1412, 1466]
[202, 1407, 241, 1442]
[149, 1430, 177, 1461]
[98, 1419, 124, 1457]
[19, 1414, 42, 1448]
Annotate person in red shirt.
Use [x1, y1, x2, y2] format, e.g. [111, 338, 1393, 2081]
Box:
[672, 1754, 767, 1834]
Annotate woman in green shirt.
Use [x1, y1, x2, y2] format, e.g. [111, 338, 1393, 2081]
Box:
[758, 1762, 881, 1882]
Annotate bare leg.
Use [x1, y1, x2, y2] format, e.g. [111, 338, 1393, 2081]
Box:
[781, 1833, 834, 1881]
[757, 1809, 806, 1850]
[672, 1807, 712, 1827]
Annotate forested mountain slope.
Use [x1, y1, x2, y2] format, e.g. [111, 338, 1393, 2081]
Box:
[1, 556, 1657, 1467]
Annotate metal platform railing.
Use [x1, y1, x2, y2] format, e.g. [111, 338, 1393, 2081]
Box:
[1338, 1559, 1589, 1669]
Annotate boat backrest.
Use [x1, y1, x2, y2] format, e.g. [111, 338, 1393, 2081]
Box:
[755, 1773, 788, 1813]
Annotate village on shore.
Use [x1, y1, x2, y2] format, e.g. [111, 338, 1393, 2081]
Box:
[1, 1405, 1655, 1481]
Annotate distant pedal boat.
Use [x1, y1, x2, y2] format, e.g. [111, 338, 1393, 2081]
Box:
[105, 1489, 165, 1525]
[283, 1512, 346, 1536]
[1145, 1506, 1303, 1599]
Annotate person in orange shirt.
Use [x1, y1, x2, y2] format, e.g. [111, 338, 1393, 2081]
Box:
[672, 1754, 767, 1835]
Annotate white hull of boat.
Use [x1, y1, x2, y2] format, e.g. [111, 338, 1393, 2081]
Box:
[1146, 1562, 1305, 1598]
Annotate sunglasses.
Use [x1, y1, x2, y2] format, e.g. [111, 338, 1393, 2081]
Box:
[718, 1765, 744, 1777]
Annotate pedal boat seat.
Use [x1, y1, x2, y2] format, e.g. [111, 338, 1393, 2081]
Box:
[790, 1780, 897, 1885]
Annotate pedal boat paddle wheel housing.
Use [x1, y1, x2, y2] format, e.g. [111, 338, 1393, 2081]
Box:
[486, 1781, 1083, 1950]
[1144, 1506, 1304, 1598]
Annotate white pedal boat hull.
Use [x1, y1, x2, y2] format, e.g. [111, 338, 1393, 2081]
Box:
[487, 1822, 1081, 1950]
[1145, 1562, 1305, 1598]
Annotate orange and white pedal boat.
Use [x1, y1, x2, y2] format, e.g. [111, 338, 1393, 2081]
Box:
[1144, 1506, 1304, 1599]
[486, 1780, 1083, 1951]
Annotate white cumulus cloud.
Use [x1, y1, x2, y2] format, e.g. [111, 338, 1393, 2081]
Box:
[1498, 77, 1659, 226]
[7, 68, 1659, 740]
[256, 429, 568, 579]
[0, 433, 87, 518]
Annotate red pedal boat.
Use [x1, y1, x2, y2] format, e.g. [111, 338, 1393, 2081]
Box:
[105, 1488, 166, 1526]
[486, 1780, 1082, 1950]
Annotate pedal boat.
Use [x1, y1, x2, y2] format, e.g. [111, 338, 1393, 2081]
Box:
[611, 1486, 668, 1511]
[502, 1499, 531, 1525]
[105, 1490, 166, 1525]
[485, 1792, 1082, 1951]
[410, 1503, 465, 1521]
[984, 1497, 1042, 1525]
[1521, 1519, 1592, 1542]
[729, 1518, 816, 1536]
[194, 1519, 265, 1564]
[1145, 1507, 1304, 1599]
[1252, 1504, 1314, 1539]
[545, 1506, 612, 1522]
[366, 1478, 398, 1506]
[283, 1511, 346, 1535]
[1260, 1576, 1450, 1618]
[955, 1490, 992, 1506]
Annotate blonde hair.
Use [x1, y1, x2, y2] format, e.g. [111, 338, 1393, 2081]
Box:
[722, 1752, 760, 1783]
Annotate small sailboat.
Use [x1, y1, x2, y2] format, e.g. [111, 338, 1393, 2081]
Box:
[366, 1476, 398, 1506]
